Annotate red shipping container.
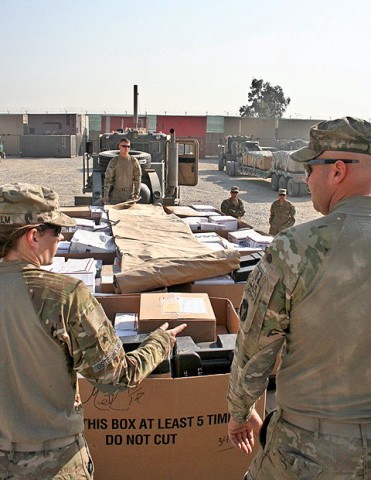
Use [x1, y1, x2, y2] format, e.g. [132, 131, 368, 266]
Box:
[156, 115, 207, 138]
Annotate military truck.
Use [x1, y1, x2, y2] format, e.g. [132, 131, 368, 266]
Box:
[218, 135, 262, 172]
[226, 149, 308, 197]
[78, 129, 199, 206]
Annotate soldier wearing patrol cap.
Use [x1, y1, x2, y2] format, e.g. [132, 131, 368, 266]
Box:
[0, 183, 186, 479]
[268, 187, 296, 236]
[227, 117, 371, 479]
[220, 185, 246, 219]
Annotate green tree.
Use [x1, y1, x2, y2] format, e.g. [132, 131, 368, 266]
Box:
[239, 78, 291, 118]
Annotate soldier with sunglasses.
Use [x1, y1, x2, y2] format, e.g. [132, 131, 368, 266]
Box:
[0, 183, 186, 479]
[103, 137, 141, 205]
[227, 117, 371, 479]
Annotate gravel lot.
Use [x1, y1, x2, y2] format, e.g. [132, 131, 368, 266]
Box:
[0, 156, 321, 233]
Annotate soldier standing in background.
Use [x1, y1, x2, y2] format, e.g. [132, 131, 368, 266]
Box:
[221, 186, 246, 219]
[0, 182, 186, 479]
[227, 117, 371, 479]
[103, 137, 141, 205]
[268, 188, 296, 235]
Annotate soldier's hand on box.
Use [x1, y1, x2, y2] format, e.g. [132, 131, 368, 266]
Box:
[160, 322, 187, 341]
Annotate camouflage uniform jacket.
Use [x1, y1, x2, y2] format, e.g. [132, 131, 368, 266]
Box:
[103, 154, 141, 200]
[268, 199, 296, 236]
[0, 261, 173, 444]
[220, 197, 245, 219]
[227, 196, 371, 423]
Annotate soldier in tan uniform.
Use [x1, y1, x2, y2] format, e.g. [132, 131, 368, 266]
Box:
[103, 137, 141, 205]
[220, 186, 246, 219]
[227, 117, 371, 479]
[268, 188, 296, 235]
[0, 183, 186, 479]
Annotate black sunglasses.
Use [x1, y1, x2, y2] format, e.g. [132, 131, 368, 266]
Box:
[37, 224, 63, 236]
[119, 144, 130, 148]
[304, 158, 360, 178]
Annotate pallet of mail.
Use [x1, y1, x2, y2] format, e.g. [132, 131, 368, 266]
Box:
[41, 257, 97, 292]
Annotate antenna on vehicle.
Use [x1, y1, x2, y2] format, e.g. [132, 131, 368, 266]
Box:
[133, 85, 138, 129]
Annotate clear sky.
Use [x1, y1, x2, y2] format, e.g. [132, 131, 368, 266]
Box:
[1, 0, 370, 120]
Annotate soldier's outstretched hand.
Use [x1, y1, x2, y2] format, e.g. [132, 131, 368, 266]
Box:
[160, 322, 187, 342]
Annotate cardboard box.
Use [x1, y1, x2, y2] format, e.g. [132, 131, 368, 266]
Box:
[172, 281, 245, 310]
[98, 264, 119, 293]
[80, 376, 265, 480]
[81, 294, 265, 480]
[138, 293, 217, 343]
[229, 229, 273, 249]
[61, 205, 103, 223]
[208, 215, 238, 231]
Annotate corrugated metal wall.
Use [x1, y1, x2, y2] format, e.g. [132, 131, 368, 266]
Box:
[156, 115, 207, 158]
[206, 132, 224, 157]
[277, 118, 320, 141]
[147, 115, 157, 132]
[224, 117, 276, 147]
[156, 115, 207, 137]
[20, 135, 77, 157]
[206, 115, 224, 133]
[0, 114, 25, 135]
[27, 114, 81, 135]
[88, 115, 102, 132]
[102, 115, 147, 133]
[1, 135, 21, 155]
[205, 117, 224, 156]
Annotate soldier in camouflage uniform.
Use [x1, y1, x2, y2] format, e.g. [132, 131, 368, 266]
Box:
[220, 186, 246, 219]
[0, 183, 186, 479]
[268, 188, 296, 235]
[103, 137, 141, 205]
[227, 117, 371, 479]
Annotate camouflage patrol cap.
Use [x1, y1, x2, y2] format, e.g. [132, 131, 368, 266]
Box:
[230, 186, 239, 193]
[291, 116, 371, 162]
[0, 183, 76, 227]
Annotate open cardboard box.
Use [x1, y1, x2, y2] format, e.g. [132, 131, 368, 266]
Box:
[80, 294, 265, 480]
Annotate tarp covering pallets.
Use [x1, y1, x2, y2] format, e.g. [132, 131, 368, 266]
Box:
[106, 204, 240, 293]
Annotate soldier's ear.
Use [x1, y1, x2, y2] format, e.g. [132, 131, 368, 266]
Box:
[25, 227, 40, 249]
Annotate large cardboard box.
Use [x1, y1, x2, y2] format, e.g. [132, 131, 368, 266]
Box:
[139, 293, 216, 342]
[172, 281, 245, 310]
[80, 294, 265, 480]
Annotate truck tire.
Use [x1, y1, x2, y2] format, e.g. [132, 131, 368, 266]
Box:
[271, 173, 279, 191]
[98, 150, 151, 172]
[138, 183, 152, 204]
[226, 161, 236, 177]
[278, 175, 287, 190]
[287, 178, 301, 197]
[299, 183, 309, 196]
[218, 156, 225, 171]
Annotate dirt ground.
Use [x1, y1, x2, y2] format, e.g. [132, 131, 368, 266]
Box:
[0, 155, 321, 233]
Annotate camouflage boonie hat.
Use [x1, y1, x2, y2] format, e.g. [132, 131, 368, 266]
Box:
[291, 116, 371, 162]
[0, 183, 76, 227]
